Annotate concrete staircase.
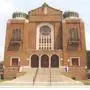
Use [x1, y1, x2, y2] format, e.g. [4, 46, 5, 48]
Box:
[33, 67, 83, 86]
[0, 66, 84, 86]
[11, 67, 37, 83]
[34, 68, 50, 86]
[19, 66, 36, 72]
[50, 68, 83, 86]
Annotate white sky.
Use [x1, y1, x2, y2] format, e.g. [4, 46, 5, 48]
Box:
[0, 0, 90, 61]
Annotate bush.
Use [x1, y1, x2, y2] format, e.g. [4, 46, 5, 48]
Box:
[88, 73, 90, 79]
[1, 74, 4, 80]
[72, 77, 76, 80]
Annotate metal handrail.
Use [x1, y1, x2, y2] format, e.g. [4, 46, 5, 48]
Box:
[50, 68, 51, 86]
[33, 68, 39, 85]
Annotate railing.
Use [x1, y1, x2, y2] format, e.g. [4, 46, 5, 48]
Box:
[67, 40, 79, 50]
[33, 68, 39, 85]
[68, 40, 80, 46]
[10, 38, 22, 44]
[50, 68, 51, 86]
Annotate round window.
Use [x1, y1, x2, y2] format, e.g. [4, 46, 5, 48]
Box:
[40, 26, 51, 35]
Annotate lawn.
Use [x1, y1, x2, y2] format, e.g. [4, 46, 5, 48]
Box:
[0, 80, 5, 82]
[0, 79, 10, 83]
[80, 80, 90, 85]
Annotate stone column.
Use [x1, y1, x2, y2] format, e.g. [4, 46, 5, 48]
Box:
[29, 56, 31, 68]
[49, 54, 51, 69]
[39, 54, 41, 68]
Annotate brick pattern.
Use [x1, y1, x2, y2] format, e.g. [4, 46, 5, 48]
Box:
[3, 67, 19, 79]
[69, 67, 87, 80]
[3, 4, 87, 80]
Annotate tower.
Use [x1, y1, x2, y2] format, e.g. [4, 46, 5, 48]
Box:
[62, 11, 86, 67]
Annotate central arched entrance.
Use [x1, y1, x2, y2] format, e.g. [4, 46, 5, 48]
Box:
[41, 54, 49, 68]
[31, 54, 39, 68]
[51, 55, 59, 68]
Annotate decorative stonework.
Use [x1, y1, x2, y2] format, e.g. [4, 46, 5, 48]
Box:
[36, 23, 54, 50]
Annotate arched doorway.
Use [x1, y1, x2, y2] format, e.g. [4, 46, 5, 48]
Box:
[41, 54, 49, 68]
[51, 55, 59, 68]
[31, 54, 39, 68]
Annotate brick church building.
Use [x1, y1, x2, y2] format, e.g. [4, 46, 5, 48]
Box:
[3, 3, 87, 79]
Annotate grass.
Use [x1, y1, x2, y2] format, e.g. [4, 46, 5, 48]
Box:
[80, 80, 90, 85]
[0, 78, 15, 83]
[0, 80, 3, 82]
[0, 80, 7, 82]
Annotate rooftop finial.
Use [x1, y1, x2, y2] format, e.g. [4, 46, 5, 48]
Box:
[42, 2, 48, 7]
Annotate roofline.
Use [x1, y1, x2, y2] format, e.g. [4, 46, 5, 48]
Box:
[28, 3, 62, 14]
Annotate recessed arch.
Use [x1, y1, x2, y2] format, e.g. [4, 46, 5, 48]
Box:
[41, 54, 49, 68]
[51, 54, 59, 68]
[31, 54, 39, 68]
[36, 23, 54, 50]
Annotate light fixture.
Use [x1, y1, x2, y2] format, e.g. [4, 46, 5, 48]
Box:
[67, 59, 70, 62]
[85, 66, 87, 69]
[61, 58, 63, 61]
[27, 58, 29, 60]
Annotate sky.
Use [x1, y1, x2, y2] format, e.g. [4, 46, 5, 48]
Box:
[0, 0, 90, 61]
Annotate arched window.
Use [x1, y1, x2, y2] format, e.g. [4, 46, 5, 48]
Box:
[39, 26, 51, 50]
[36, 23, 54, 50]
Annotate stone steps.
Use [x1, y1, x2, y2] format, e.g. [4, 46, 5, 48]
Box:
[34, 68, 50, 83]
[0, 67, 84, 86]
[11, 67, 37, 83]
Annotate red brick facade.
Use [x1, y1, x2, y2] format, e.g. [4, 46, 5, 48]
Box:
[4, 3, 87, 79]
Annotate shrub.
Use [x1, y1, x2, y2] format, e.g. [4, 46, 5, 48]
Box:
[72, 77, 76, 80]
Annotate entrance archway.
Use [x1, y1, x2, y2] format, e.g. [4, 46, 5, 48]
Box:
[31, 54, 39, 68]
[41, 54, 49, 68]
[51, 55, 59, 68]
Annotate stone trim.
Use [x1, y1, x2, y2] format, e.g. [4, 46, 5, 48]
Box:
[70, 57, 80, 66]
[36, 23, 54, 50]
[10, 57, 20, 66]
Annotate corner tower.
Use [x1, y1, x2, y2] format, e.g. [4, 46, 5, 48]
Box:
[62, 11, 87, 79]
